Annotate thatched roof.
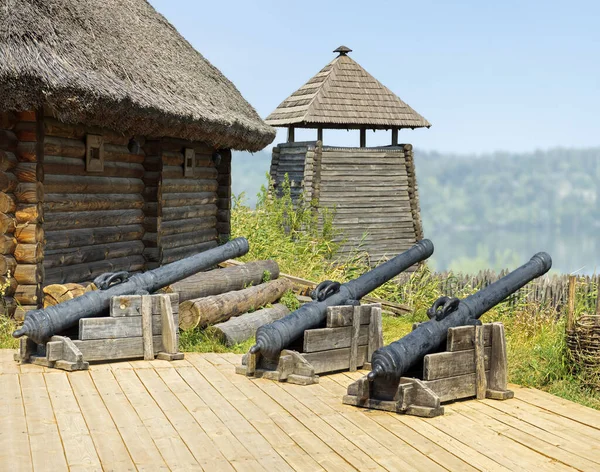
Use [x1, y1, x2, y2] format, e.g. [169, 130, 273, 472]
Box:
[266, 46, 430, 130]
[0, 0, 275, 151]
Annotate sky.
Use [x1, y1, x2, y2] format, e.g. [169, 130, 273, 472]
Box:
[149, 0, 599, 154]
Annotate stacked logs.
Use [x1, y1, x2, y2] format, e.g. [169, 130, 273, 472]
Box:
[41, 114, 146, 284]
[145, 138, 221, 265]
[174, 260, 293, 346]
[0, 112, 18, 316]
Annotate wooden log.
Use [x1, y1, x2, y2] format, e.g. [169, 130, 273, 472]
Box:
[15, 203, 43, 223]
[43, 155, 144, 179]
[179, 278, 293, 330]
[43, 209, 144, 231]
[0, 234, 16, 254]
[0, 212, 15, 234]
[14, 182, 43, 203]
[0, 192, 16, 213]
[159, 229, 218, 250]
[0, 255, 17, 276]
[160, 241, 218, 264]
[0, 150, 18, 172]
[0, 172, 18, 193]
[14, 223, 42, 243]
[161, 192, 217, 208]
[14, 304, 37, 321]
[43, 240, 145, 269]
[13, 162, 41, 183]
[14, 263, 44, 284]
[43, 117, 129, 145]
[14, 243, 42, 263]
[42, 136, 86, 159]
[45, 224, 144, 250]
[161, 204, 217, 221]
[212, 304, 290, 346]
[43, 193, 144, 213]
[44, 255, 145, 285]
[160, 217, 217, 236]
[168, 260, 280, 303]
[161, 179, 218, 193]
[43, 283, 86, 308]
[0, 275, 18, 296]
[15, 284, 41, 305]
[43, 175, 144, 194]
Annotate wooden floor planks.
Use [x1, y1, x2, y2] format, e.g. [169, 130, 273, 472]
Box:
[2, 350, 599, 472]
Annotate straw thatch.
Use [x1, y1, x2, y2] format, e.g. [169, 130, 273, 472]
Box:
[0, 0, 274, 151]
[266, 46, 430, 130]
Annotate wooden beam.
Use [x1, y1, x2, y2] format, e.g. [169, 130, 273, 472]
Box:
[317, 128, 323, 142]
[359, 128, 366, 148]
[391, 128, 398, 146]
[474, 324, 487, 399]
[287, 127, 295, 143]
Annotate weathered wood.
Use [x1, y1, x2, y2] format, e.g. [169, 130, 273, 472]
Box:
[488, 323, 509, 393]
[161, 191, 217, 208]
[72, 336, 163, 362]
[474, 324, 487, 399]
[79, 314, 166, 339]
[0, 255, 17, 276]
[43, 209, 144, 231]
[43, 155, 144, 179]
[44, 175, 143, 194]
[45, 225, 144, 250]
[349, 307, 361, 371]
[14, 263, 44, 285]
[0, 234, 16, 254]
[326, 305, 371, 327]
[161, 179, 218, 193]
[110, 293, 179, 317]
[0, 150, 18, 172]
[423, 347, 491, 381]
[159, 229, 217, 250]
[179, 278, 293, 330]
[0, 212, 15, 234]
[168, 260, 280, 303]
[161, 204, 217, 222]
[43, 283, 86, 307]
[43, 193, 144, 213]
[141, 296, 154, 360]
[567, 275, 576, 331]
[14, 182, 43, 203]
[0, 192, 16, 213]
[446, 324, 493, 351]
[43, 240, 145, 269]
[44, 255, 145, 285]
[424, 371, 491, 403]
[156, 217, 217, 236]
[0, 275, 17, 296]
[303, 345, 368, 374]
[14, 223, 42, 243]
[14, 243, 42, 263]
[15, 203, 43, 223]
[302, 325, 368, 353]
[212, 304, 290, 346]
[159, 295, 178, 354]
[367, 306, 383, 361]
[43, 117, 129, 145]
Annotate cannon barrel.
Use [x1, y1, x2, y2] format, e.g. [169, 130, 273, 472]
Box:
[250, 239, 434, 358]
[368, 251, 552, 381]
[13, 237, 250, 344]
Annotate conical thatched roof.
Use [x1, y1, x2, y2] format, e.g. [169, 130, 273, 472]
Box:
[266, 46, 430, 130]
[0, 0, 275, 151]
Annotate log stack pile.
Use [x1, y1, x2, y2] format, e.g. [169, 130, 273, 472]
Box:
[168, 259, 294, 346]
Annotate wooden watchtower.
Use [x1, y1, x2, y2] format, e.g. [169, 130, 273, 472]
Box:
[265, 46, 430, 263]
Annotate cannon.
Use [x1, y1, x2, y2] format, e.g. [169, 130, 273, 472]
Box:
[13, 237, 250, 344]
[249, 239, 434, 359]
[343, 252, 552, 417]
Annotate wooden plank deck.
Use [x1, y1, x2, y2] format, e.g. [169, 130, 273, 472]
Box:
[1, 349, 599, 471]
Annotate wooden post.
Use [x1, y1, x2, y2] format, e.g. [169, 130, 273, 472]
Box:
[349, 306, 361, 371]
[287, 126, 295, 143]
[367, 305, 383, 362]
[141, 295, 154, 360]
[391, 128, 398, 146]
[567, 275, 576, 331]
[474, 324, 486, 399]
[317, 128, 323, 142]
[595, 274, 600, 317]
[159, 294, 176, 354]
[359, 128, 366, 148]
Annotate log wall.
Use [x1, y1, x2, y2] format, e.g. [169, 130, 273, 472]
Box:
[147, 139, 220, 265]
[41, 112, 146, 285]
[270, 142, 423, 265]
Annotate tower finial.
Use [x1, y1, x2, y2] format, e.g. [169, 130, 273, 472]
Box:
[333, 45, 352, 56]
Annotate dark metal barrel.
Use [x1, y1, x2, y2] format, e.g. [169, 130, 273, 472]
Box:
[368, 252, 552, 381]
[13, 237, 250, 344]
[250, 239, 434, 358]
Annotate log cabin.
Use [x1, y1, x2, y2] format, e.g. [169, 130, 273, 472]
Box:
[0, 0, 274, 318]
[265, 46, 430, 265]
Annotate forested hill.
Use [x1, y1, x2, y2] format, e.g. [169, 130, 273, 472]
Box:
[233, 147, 600, 233]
